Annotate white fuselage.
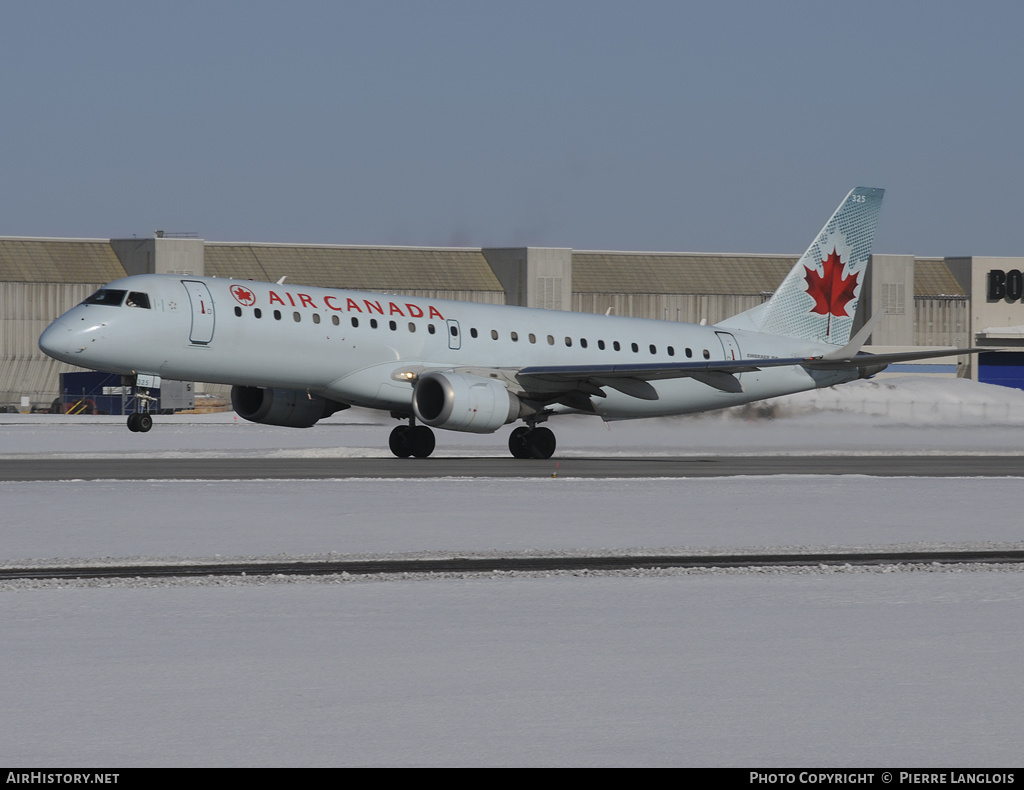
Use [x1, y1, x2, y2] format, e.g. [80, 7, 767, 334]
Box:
[39, 273, 859, 423]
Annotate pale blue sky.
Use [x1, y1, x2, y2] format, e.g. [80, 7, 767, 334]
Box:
[2, 1, 1022, 256]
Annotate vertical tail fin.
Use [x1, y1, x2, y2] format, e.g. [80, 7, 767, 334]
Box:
[719, 187, 884, 345]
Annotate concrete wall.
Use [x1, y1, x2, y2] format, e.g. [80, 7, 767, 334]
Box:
[965, 256, 1024, 336]
[482, 247, 572, 310]
[864, 254, 915, 345]
[110, 237, 204, 277]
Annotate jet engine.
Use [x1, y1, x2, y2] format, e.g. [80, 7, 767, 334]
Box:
[231, 386, 348, 428]
[412, 372, 521, 433]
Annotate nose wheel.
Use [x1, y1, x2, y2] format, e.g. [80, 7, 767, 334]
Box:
[127, 412, 153, 433]
[508, 425, 556, 459]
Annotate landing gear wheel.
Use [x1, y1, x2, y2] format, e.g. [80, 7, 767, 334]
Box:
[389, 425, 412, 458]
[508, 426, 531, 459]
[127, 413, 153, 433]
[409, 425, 436, 458]
[508, 425, 556, 459]
[527, 426, 556, 459]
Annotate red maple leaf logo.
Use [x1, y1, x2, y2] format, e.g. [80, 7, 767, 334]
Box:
[804, 248, 859, 335]
[231, 284, 256, 306]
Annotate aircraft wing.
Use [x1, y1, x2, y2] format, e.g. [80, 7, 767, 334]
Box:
[515, 358, 813, 398]
[513, 346, 981, 400]
[805, 347, 985, 371]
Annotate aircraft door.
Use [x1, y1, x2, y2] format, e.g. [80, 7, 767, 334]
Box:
[182, 280, 215, 345]
[446, 319, 461, 350]
[716, 331, 741, 361]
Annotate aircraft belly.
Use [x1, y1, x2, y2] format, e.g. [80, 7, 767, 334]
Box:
[322, 363, 414, 410]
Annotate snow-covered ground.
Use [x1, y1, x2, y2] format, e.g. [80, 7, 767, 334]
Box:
[2, 377, 1024, 766]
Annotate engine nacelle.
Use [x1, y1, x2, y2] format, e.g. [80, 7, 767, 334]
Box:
[412, 372, 521, 434]
[231, 386, 348, 428]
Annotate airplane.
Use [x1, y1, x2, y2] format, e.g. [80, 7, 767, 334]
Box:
[39, 187, 980, 459]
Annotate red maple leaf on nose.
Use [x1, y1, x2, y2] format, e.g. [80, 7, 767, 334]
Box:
[804, 248, 859, 334]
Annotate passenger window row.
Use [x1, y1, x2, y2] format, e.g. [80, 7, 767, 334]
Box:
[231, 307, 712, 359]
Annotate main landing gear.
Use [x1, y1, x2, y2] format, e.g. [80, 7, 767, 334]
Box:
[507, 425, 556, 459]
[388, 418, 557, 460]
[389, 421, 437, 458]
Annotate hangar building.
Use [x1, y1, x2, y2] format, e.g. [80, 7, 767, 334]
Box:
[2, 234, 1021, 410]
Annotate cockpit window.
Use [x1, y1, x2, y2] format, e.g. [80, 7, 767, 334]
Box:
[126, 292, 151, 309]
[83, 289, 127, 306]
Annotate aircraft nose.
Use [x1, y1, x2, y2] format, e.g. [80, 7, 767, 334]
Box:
[39, 312, 93, 364]
[39, 317, 75, 363]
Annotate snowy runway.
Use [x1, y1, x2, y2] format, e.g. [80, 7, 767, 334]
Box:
[2, 378, 1024, 765]
[3, 476, 1024, 563]
[4, 572, 1022, 766]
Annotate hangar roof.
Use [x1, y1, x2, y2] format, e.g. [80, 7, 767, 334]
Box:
[0, 238, 125, 283]
[204, 244, 504, 291]
[913, 257, 967, 297]
[0, 237, 974, 299]
[571, 252, 798, 295]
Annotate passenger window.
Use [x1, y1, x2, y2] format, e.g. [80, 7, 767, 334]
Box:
[703, 349, 710, 359]
[529, 333, 536, 344]
[564, 337, 572, 347]
[470, 328, 478, 338]
[389, 320, 397, 330]
[293, 312, 301, 322]
[234, 306, 242, 317]
[668, 346, 675, 357]
[613, 341, 621, 351]
[332, 315, 340, 326]
[649, 344, 656, 354]
[547, 335, 555, 345]
[450, 325, 458, 336]
[408, 322, 416, 332]
[126, 292, 151, 309]
[511, 331, 519, 342]
[580, 338, 588, 349]
[274, 310, 282, 320]
[685, 347, 693, 358]
[370, 319, 378, 329]
[428, 324, 436, 334]
[598, 340, 605, 350]
[491, 329, 499, 340]
[631, 343, 639, 352]
[351, 317, 359, 327]
[312, 313, 321, 324]
[254, 308, 262, 319]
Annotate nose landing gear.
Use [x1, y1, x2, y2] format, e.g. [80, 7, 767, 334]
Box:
[124, 375, 157, 433]
[127, 412, 153, 433]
